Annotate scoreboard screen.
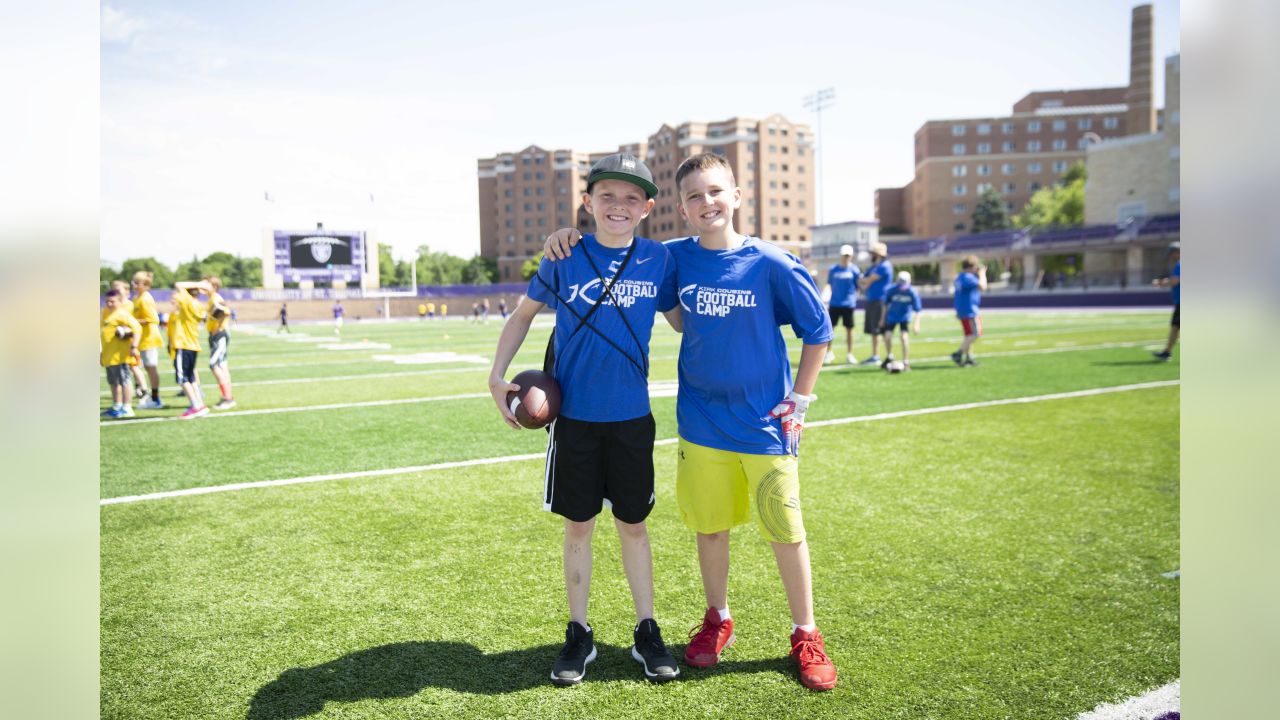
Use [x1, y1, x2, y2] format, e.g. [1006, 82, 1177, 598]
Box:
[273, 229, 366, 284]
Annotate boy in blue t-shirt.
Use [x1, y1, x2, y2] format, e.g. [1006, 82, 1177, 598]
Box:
[857, 242, 893, 365]
[1151, 242, 1180, 361]
[882, 271, 923, 370]
[488, 154, 682, 686]
[541, 153, 839, 691]
[823, 244, 861, 365]
[951, 255, 988, 367]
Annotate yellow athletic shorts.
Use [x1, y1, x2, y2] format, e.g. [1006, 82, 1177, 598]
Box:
[675, 437, 806, 543]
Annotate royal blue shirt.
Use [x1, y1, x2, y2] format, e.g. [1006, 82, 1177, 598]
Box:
[668, 236, 833, 455]
[884, 283, 923, 325]
[826, 263, 861, 308]
[864, 259, 894, 301]
[1171, 260, 1180, 306]
[526, 234, 677, 422]
[954, 271, 982, 318]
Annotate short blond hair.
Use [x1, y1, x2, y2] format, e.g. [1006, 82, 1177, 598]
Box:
[205, 276, 222, 290]
[675, 153, 736, 193]
[132, 270, 153, 289]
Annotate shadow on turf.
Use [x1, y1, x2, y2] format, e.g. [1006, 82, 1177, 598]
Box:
[246, 640, 792, 718]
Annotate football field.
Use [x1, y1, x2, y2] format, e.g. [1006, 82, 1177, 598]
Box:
[100, 309, 1179, 719]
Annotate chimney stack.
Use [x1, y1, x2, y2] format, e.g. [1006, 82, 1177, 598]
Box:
[1126, 4, 1156, 135]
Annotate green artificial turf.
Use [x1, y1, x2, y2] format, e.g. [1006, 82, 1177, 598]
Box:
[100, 310, 1179, 719]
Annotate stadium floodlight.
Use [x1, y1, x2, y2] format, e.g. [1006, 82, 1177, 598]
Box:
[802, 88, 835, 225]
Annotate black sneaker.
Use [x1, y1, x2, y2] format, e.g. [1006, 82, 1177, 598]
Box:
[963, 358, 980, 367]
[550, 622, 596, 686]
[950, 350, 964, 366]
[631, 618, 679, 682]
[880, 355, 894, 370]
[1152, 350, 1172, 362]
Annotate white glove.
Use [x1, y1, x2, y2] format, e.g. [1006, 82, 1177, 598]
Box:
[769, 391, 815, 457]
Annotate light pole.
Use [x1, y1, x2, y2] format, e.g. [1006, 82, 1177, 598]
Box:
[803, 87, 836, 225]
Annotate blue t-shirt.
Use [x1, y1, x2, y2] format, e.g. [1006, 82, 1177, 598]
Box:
[526, 234, 677, 422]
[826, 263, 861, 308]
[1171, 260, 1180, 306]
[668, 236, 833, 455]
[864, 259, 894, 301]
[954, 271, 981, 318]
[884, 283, 923, 324]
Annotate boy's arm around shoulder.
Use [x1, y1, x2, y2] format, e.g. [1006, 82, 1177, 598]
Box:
[488, 296, 546, 429]
[543, 228, 582, 261]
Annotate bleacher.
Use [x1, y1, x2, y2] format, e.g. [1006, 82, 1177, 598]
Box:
[885, 237, 946, 257]
[945, 229, 1021, 252]
[1138, 214, 1180, 235]
[1028, 224, 1119, 247]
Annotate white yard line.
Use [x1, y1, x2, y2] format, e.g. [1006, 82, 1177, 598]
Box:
[101, 380, 1178, 505]
[1075, 680, 1179, 720]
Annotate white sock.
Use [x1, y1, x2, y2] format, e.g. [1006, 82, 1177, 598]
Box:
[573, 620, 591, 633]
[793, 623, 817, 634]
[717, 607, 731, 622]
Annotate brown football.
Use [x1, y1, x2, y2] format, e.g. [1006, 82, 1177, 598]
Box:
[505, 370, 561, 429]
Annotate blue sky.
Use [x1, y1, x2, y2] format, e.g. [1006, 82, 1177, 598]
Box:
[100, 0, 1181, 267]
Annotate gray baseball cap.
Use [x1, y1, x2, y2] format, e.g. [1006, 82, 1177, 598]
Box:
[587, 153, 659, 199]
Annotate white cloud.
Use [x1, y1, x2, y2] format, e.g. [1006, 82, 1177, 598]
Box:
[101, 5, 145, 45]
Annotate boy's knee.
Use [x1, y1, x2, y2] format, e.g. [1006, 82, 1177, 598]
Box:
[698, 530, 729, 544]
[565, 518, 595, 538]
[614, 517, 648, 538]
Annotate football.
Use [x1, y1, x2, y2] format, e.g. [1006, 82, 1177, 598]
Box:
[506, 369, 561, 429]
[212, 304, 230, 319]
[887, 360, 906, 374]
[115, 325, 133, 339]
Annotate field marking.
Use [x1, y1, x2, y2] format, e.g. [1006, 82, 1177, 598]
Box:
[100, 341, 1169, 419]
[101, 380, 1178, 505]
[101, 339, 1166, 398]
[1075, 679, 1179, 720]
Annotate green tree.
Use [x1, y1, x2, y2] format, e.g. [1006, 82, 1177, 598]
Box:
[174, 254, 205, 282]
[116, 257, 176, 287]
[463, 255, 496, 285]
[970, 188, 1012, 233]
[521, 252, 544, 281]
[1014, 162, 1087, 230]
[378, 244, 398, 287]
[100, 263, 119, 290]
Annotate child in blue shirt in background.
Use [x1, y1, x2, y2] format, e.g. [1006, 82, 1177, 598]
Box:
[951, 255, 988, 367]
[857, 242, 893, 365]
[1151, 242, 1179, 361]
[882, 271, 923, 370]
[822, 244, 861, 365]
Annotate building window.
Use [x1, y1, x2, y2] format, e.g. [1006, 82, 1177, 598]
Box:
[977, 123, 991, 135]
[953, 203, 967, 214]
[523, 188, 531, 196]
[769, 198, 778, 207]
[1052, 161, 1068, 173]
[535, 171, 544, 180]
[769, 163, 777, 171]
[1103, 116, 1119, 129]
[523, 202, 532, 211]
[952, 165, 967, 177]
[522, 172, 531, 180]
[1028, 162, 1042, 173]
[977, 164, 991, 176]
[1001, 122, 1015, 134]
[952, 143, 966, 155]
[1051, 139, 1067, 151]
[1027, 140, 1042, 152]
[976, 183, 992, 193]
[1029, 181, 1041, 192]
[1077, 118, 1092, 130]
[951, 124, 966, 136]
[1002, 182, 1016, 193]
[1001, 163, 1016, 175]
[1051, 119, 1066, 131]
[503, 189, 513, 197]
[1028, 120, 1042, 132]
[781, 164, 789, 172]
[1002, 141, 1015, 152]
[953, 184, 967, 196]
[977, 143, 991, 154]
[769, 144, 777, 152]
[747, 162, 755, 170]
[1077, 137, 1093, 149]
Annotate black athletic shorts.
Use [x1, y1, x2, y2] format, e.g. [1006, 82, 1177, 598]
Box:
[1171, 305, 1179, 328]
[174, 349, 199, 385]
[828, 306, 854, 328]
[884, 321, 911, 333]
[863, 300, 885, 334]
[544, 414, 656, 524]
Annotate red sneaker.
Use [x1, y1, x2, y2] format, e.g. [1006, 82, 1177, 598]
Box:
[179, 405, 209, 420]
[684, 607, 735, 667]
[790, 627, 837, 691]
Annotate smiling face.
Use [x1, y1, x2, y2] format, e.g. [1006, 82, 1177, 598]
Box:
[583, 178, 654, 243]
[676, 166, 741, 236]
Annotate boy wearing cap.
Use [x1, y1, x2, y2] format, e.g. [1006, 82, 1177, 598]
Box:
[823, 244, 861, 365]
[488, 153, 682, 686]
[882, 271, 923, 370]
[951, 255, 987, 367]
[541, 153, 839, 692]
[100, 288, 142, 419]
[857, 242, 893, 366]
[1151, 243, 1179, 361]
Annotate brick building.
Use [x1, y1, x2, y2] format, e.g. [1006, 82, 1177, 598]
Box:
[478, 114, 814, 281]
[876, 4, 1158, 238]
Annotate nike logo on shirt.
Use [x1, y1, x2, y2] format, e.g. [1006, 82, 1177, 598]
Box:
[636, 257, 652, 264]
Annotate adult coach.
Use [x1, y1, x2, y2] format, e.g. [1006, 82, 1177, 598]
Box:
[1152, 242, 1180, 361]
[857, 241, 893, 366]
[823, 244, 861, 365]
